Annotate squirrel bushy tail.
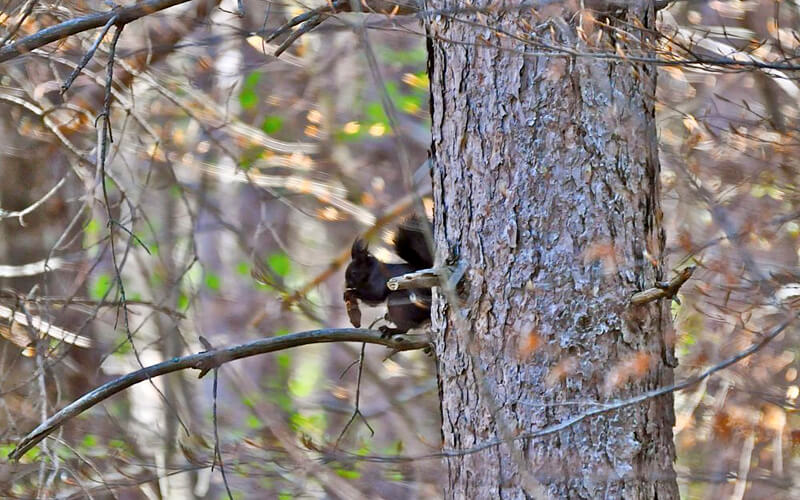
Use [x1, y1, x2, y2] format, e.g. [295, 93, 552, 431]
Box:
[393, 215, 433, 270]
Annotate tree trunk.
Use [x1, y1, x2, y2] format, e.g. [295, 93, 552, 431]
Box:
[425, 2, 679, 498]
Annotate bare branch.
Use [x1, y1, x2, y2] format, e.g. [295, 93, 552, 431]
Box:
[60, 15, 118, 95]
[0, 257, 69, 277]
[0, 0, 192, 64]
[9, 328, 429, 460]
[264, 0, 421, 56]
[0, 178, 66, 226]
[0, 304, 92, 351]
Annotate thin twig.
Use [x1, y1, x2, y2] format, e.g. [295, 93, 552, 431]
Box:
[202, 335, 233, 500]
[335, 343, 374, 449]
[61, 15, 118, 94]
[0, 0, 37, 46]
[0, 294, 187, 319]
[95, 25, 192, 440]
[265, 0, 346, 43]
[273, 13, 324, 56]
[0, 178, 66, 227]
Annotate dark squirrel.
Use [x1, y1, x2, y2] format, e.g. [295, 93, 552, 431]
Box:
[344, 217, 433, 337]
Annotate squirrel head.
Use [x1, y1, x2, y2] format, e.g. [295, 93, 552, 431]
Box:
[350, 238, 370, 261]
[345, 239, 375, 293]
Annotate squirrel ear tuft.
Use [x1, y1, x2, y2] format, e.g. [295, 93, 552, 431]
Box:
[351, 238, 369, 259]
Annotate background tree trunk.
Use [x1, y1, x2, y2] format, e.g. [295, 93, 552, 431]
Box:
[426, 2, 679, 498]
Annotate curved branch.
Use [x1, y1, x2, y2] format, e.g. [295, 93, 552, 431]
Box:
[9, 328, 429, 461]
[0, 0, 192, 64]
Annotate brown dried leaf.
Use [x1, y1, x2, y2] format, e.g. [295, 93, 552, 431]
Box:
[343, 289, 361, 328]
[517, 329, 543, 359]
[603, 352, 653, 394]
[546, 357, 578, 386]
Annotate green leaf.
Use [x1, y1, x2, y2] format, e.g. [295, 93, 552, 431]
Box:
[379, 45, 427, 64]
[90, 274, 112, 300]
[243, 71, 262, 89]
[397, 94, 422, 114]
[384, 470, 404, 482]
[335, 129, 363, 142]
[335, 468, 361, 480]
[365, 101, 388, 124]
[261, 116, 284, 134]
[82, 434, 97, 448]
[267, 253, 291, 277]
[246, 415, 262, 429]
[177, 292, 189, 311]
[239, 89, 258, 110]
[114, 338, 132, 356]
[238, 146, 264, 170]
[239, 72, 262, 109]
[86, 218, 100, 235]
[205, 272, 221, 291]
[277, 353, 291, 370]
[288, 412, 326, 435]
[109, 439, 127, 450]
[84, 218, 102, 255]
[384, 81, 399, 98]
[149, 268, 165, 286]
[235, 261, 250, 276]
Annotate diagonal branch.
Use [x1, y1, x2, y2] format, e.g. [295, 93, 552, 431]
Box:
[0, 0, 192, 64]
[9, 328, 429, 461]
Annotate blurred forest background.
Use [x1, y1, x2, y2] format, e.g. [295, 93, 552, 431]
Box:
[1, 0, 800, 498]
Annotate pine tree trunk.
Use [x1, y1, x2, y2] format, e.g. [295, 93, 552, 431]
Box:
[425, 2, 679, 498]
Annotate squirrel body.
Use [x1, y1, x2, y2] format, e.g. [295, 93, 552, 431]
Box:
[344, 217, 433, 336]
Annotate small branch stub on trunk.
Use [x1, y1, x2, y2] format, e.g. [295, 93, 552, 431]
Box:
[630, 266, 696, 305]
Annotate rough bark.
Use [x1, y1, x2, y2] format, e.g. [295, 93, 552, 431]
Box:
[425, 2, 679, 498]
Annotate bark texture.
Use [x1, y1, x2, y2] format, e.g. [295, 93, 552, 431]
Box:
[425, 2, 679, 498]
